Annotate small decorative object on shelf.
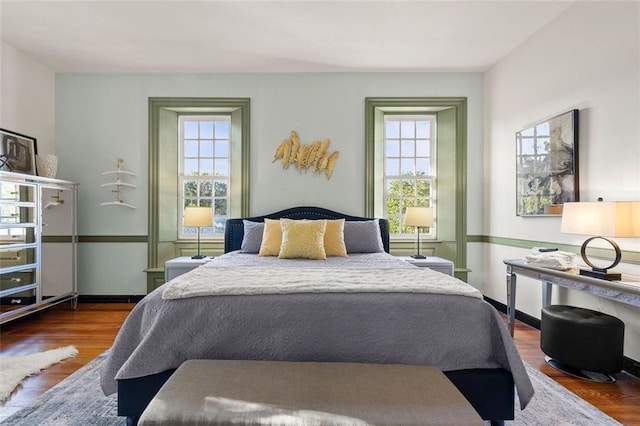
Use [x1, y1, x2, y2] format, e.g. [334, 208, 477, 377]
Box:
[36, 154, 58, 178]
[100, 158, 137, 209]
[0, 128, 37, 175]
[44, 189, 64, 209]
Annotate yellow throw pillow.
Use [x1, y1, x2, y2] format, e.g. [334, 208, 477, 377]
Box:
[278, 219, 327, 260]
[258, 218, 283, 256]
[324, 219, 347, 257]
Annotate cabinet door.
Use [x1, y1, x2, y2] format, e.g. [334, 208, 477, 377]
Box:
[41, 186, 76, 298]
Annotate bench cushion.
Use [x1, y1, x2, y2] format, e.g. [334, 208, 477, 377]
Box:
[139, 360, 484, 426]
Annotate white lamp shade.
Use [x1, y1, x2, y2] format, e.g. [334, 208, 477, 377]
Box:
[183, 206, 213, 227]
[561, 201, 640, 237]
[404, 206, 434, 227]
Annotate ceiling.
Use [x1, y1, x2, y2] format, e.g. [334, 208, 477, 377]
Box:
[0, 0, 575, 73]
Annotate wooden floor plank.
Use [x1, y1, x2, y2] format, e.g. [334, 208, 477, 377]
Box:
[0, 302, 639, 424]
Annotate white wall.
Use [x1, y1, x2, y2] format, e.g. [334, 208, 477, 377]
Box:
[0, 41, 56, 155]
[53, 72, 484, 295]
[483, 2, 640, 359]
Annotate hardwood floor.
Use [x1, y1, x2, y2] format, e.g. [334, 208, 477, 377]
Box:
[1, 302, 639, 424]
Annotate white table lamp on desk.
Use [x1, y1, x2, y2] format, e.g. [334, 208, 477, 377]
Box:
[184, 206, 213, 259]
[404, 206, 434, 259]
[561, 200, 640, 281]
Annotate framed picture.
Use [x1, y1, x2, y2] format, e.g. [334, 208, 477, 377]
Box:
[516, 109, 579, 216]
[0, 128, 38, 175]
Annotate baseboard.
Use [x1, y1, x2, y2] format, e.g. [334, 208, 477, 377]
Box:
[623, 357, 640, 378]
[78, 295, 145, 303]
[484, 296, 640, 379]
[484, 296, 540, 329]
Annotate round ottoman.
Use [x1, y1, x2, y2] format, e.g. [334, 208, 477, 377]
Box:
[540, 305, 624, 382]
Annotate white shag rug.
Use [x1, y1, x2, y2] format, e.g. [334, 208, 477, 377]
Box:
[0, 346, 78, 404]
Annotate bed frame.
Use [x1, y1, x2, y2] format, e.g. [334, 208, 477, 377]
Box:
[118, 206, 513, 425]
[224, 206, 390, 253]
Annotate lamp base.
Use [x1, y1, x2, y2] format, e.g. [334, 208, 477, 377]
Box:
[191, 254, 207, 260]
[411, 254, 426, 259]
[579, 268, 621, 281]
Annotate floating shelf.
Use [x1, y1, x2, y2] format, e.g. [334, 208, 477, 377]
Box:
[102, 170, 137, 177]
[100, 181, 136, 188]
[100, 200, 136, 209]
[100, 158, 136, 209]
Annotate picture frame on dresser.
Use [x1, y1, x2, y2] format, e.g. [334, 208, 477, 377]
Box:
[515, 109, 578, 216]
[0, 128, 37, 175]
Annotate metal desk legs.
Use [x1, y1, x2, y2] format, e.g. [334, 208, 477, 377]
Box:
[506, 264, 552, 338]
[542, 282, 552, 307]
[506, 265, 516, 337]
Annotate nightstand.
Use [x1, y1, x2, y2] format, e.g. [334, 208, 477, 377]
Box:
[397, 256, 454, 276]
[165, 256, 212, 281]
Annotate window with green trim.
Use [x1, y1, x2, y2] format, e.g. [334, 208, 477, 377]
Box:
[383, 115, 436, 237]
[365, 97, 467, 278]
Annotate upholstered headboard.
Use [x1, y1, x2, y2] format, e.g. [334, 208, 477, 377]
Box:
[224, 206, 390, 253]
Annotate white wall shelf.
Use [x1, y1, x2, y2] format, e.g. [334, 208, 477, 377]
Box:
[100, 158, 137, 209]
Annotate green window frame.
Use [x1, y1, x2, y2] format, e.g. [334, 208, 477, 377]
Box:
[148, 97, 250, 269]
[365, 97, 468, 280]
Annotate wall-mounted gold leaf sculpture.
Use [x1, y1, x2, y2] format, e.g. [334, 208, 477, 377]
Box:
[272, 131, 339, 180]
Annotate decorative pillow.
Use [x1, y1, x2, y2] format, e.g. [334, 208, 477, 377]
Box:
[343, 219, 384, 253]
[258, 218, 283, 256]
[324, 219, 347, 257]
[240, 220, 264, 253]
[278, 219, 327, 260]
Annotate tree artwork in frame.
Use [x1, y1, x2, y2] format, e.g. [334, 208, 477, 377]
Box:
[516, 109, 579, 216]
[0, 128, 38, 175]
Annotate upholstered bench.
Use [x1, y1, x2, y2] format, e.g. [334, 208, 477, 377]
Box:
[138, 359, 484, 425]
[541, 305, 625, 382]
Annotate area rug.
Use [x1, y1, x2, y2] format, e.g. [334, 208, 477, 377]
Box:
[0, 346, 78, 404]
[1, 355, 623, 425]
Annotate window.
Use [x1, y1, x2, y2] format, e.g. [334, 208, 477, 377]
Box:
[383, 115, 436, 237]
[178, 115, 231, 238]
[148, 97, 249, 275]
[365, 97, 468, 280]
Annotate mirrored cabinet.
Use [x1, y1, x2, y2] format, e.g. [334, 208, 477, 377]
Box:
[0, 171, 78, 324]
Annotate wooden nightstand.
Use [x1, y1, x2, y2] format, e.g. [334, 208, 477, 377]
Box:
[165, 257, 212, 281]
[396, 256, 454, 276]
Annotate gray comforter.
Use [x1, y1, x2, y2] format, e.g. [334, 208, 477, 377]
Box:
[101, 252, 534, 409]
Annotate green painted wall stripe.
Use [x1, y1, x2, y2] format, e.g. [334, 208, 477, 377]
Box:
[470, 235, 640, 265]
[42, 236, 73, 243]
[78, 235, 148, 243]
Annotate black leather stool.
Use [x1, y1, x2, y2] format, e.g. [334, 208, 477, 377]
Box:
[541, 305, 624, 382]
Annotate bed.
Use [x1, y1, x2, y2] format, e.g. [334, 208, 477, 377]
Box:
[102, 206, 533, 425]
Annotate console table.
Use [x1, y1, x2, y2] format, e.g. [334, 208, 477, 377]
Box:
[503, 259, 640, 337]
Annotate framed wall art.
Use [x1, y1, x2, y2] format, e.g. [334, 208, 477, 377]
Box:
[0, 128, 38, 175]
[516, 109, 579, 216]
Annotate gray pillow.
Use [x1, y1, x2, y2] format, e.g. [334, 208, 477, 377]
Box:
[343, 219, 384, 253]
[240, 220, 264, 253]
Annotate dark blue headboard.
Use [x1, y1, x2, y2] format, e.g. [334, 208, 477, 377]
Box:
[224, 206, 390, 253]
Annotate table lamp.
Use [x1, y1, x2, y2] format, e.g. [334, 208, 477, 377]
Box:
[561, 200, 640, 280]
[404, 206, 434, 259]
[184, 206, 213, 259]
